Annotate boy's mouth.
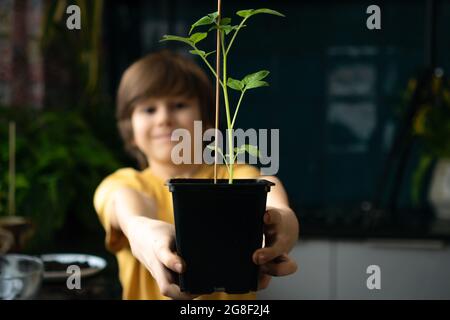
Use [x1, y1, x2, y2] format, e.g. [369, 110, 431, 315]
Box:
[152, 133, 173, 142]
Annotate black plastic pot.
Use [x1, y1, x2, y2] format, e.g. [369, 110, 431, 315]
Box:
[166, 178, 275, 294]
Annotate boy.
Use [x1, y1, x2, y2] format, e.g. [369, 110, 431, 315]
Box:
[94, 50, 299, 300]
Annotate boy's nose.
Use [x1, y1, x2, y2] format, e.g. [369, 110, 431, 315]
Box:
[155, 106, 172, 126]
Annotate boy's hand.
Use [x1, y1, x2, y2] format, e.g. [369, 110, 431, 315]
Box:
[124, 216, 198, 300]
[253, 207, 299, 289]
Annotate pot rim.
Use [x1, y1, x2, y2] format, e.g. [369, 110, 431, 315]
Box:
[166, 178, 275, 186]
[165, 178, 275, 193]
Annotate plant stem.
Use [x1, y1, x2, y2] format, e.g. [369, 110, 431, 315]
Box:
[192, 45, 225, 89]
[411, 154, 433, 206]
[221, 31, 234, 183]
[8, 122, 15, 216]
[87, 0, 103, 94]
[233, 150, 240, 164]
[213, 2, 221, 184]
[231, 89, 246, 129]
[226, 17, 247, 55]
[216, 147, 230, 173]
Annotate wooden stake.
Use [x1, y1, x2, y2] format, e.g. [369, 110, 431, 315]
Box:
[8, 122, 15, 216]
[214, 0, 221, 183]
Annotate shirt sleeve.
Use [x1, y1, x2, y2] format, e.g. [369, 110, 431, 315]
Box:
[93, 168, 144, 253]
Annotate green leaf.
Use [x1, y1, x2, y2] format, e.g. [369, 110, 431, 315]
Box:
[208, 24, 243, 35]
[411, 155, 433, 206]
[189, 49, 216, 59]
[236, 144, 261, 158]
[206, 144, 229, 164]
[245, 144, 261, 158]
[206, 144, 223, 153]
[189, 12, 219, 34]
[242, 70, 270, 86]
[236, 9, 254, 18]
[189, 32, 207, 44]
[161, 32, 209, 52]
[221, 25, 233, 35]
[189, 49, 206, 57]
[237, 8, 285, 18]
[220, 17, 232, 25]
[245, 80, 269, 90]
[190, 16, 214, 35]
[160, 35, 192, 45]
[15, 174, 30, 189]
[204, 50, 216, 58]
[252, 8, 285, 17]
[227, 77, 244, 91]
[208, 12, 219, 21]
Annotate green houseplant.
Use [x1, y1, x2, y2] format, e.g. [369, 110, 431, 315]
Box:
[0, 107, 121, 250]
[409, 70, 450, 219]
[162, 8, 283, 182]
[162, 7, 284, 294]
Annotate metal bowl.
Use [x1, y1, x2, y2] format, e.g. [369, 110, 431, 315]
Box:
[0, 254, 44, 300]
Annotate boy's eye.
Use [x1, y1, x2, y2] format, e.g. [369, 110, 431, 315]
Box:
[174, 102, 188, 110]
[143, 107, 156, 114]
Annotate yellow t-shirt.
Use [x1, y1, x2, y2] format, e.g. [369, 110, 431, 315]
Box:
[93, 164, 261, 300]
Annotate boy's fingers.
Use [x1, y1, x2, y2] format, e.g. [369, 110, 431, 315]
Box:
[163, 283, 199, 300]
[260, 254, 298, 277]
[155, 267, 198, 300]
[257, 273, 272, 290]
[253, 243, 284, 265]
[154, 244, 185, 273]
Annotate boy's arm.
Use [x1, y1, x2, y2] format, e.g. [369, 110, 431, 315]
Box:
[106, 187, 157, 232]
[104, 187, 197, 300]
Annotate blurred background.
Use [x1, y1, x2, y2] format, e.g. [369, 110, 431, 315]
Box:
[1, 0, 450, 299]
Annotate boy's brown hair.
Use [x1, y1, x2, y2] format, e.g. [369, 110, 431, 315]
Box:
[116, 50, 215, 169]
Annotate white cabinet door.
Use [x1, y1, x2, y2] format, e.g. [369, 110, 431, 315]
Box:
[257, 240, 332, 300]
[335, 239, 450, 299]
[257, 239, 450, 299]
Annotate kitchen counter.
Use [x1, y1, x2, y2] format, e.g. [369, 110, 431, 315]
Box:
[296, 206, 450, 242]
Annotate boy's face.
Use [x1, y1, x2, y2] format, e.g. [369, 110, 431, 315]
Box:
[131, 95, 202, 165]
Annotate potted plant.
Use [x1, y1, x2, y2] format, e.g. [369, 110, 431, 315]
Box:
[409, 69, 450, 221]
[162, 7, 284, 294]
[0, 107, 120, 250]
